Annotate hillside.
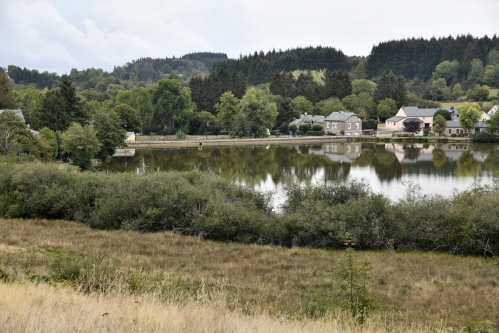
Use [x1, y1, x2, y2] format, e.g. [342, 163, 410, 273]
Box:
[6, 52, 228, 90]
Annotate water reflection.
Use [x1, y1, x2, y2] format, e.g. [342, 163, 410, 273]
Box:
[99, 142, 499, 200]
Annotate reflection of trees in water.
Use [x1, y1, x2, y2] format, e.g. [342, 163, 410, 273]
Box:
[373, 146, 402, 181]
[101, 142, 499, 185]
[99, 145, 352, 186]
[432, 149, 447, 168]
[455, 151, 481, 177]
[403, 145, 421, 160]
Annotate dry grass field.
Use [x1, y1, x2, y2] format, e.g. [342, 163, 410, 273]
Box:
[0, 218, 498, 332]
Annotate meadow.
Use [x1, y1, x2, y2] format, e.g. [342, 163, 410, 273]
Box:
[0, 218, 498, 332]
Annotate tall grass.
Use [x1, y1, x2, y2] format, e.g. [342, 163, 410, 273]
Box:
[0, 218, 498, 330]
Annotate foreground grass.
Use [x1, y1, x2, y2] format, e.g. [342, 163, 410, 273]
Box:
[0, 218, 498, 331]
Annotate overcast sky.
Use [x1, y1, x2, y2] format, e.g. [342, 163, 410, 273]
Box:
[1, 0, 498, 75]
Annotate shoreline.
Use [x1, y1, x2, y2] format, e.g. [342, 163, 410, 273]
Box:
[126, 135, 472, 149]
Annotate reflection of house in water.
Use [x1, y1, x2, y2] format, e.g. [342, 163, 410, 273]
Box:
[384, 144, 487, 164]
[113, 149, 136, 157]
[295, 143, 362, 163]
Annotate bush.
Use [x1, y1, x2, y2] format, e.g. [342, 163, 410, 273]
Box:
[175, 129, 187, 140]
[311, 124, 323, 132]
[289, 124, 297, 134]
[1, 162, 499, 255]
[362, 119, 378, 130]
[299, 123, 311, 135]
[472, 131, 499, 142]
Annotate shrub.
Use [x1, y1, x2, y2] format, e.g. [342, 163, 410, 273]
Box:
[311, 124, 323, 132]
[175, 129, 187, 140]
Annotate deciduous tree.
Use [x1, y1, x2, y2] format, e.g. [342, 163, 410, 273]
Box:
[458, 102, 482, 135]
[61, 123, 102, 169]
[433, 115, 447, 136]
[377, 98, 398, 122]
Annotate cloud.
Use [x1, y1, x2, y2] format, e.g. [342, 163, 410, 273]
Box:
[0, 0, 217, 74]
[0, 0, 497, 75]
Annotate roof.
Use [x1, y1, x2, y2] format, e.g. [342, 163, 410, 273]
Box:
[386, 116, 405, 122]
[402, 106, 437, 117]
[446, 121, 462, 128]
[325, 111, 357, 122]
[488, 105, 499, 116]
[0, 109, 26, 123]
[446, 120, 489, 128]
[126, 132, 135, 137]
[403, 117, 423, 123]
[289, 114, 325, 127]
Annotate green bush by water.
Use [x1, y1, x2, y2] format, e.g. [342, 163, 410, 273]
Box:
[0, 162, 498, 255]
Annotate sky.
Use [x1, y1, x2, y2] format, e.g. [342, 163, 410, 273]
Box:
[1, 0, 498, 75]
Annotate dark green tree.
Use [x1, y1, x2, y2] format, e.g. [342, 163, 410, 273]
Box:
[39, 90, 70, 132]
[374, 72, 407, 109]
[60, 76, 87, 126]
[112, 103, 141, 133]
[152, 77, 192, 133]
[0, 72, 17, 109]
[323, 70, 352, 100]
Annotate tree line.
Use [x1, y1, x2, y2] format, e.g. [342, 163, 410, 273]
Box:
[366, 34, 499, 83]
[6, 52, 227, 90]
[212, 46, 352, 85]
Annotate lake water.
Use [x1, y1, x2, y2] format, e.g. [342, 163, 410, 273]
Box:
[98, 142, 499, 206]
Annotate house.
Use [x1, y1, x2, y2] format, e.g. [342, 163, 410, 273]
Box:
[385, 106, 437, 131]
[445, 120, 488, 135]
[324, 111, 362, 136]
[0, 109, 26, 123]
[289, 114, 325, 129]
[125, 132, 136, 143]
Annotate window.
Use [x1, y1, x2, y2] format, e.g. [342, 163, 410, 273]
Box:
[347, 123, 351, 129]
[355, 123, 359, 129]
[449, 129, 452, 134]
[327, 123, 330, 128]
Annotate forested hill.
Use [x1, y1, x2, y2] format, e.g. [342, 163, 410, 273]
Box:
[181, 52, 228, 70]
[212, 47, 352, 86]
[7, 52, 228, 90]
[366, 34, 499, 81]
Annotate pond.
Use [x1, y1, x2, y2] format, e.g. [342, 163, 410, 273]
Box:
[98, 142, 499, 205]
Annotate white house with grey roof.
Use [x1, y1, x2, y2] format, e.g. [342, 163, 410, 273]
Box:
[324, 111, 362, 136]
[385, 106, 437, 131]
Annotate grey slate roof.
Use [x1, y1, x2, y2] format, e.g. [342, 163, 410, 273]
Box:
[446, 121, 462, 128]
[402, 106, 437, 117]
[386, 116, 405, 122]
[126, 131, 135, 137]
[325, 111, 357, 122]
[289, 114, 325, 127]
[0, 109, 26, 123]
[446, 121, 488, 128]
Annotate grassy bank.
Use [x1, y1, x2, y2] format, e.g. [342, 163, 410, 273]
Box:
[0, 218, 498, 332]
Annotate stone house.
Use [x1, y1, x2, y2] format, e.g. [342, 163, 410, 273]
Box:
[324, 111, 362, 136]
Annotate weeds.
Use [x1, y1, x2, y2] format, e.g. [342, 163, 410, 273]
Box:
[337, 233, 372, 325]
